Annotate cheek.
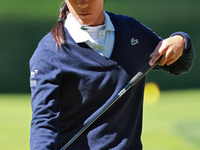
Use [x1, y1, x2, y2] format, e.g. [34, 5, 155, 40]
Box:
[66, 1, 78, 14]
[67, 6, 79, 19]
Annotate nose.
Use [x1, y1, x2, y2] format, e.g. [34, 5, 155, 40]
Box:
[77, 0, 89, 8]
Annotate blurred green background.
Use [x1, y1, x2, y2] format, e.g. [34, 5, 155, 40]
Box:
[0, 0, 199, 149]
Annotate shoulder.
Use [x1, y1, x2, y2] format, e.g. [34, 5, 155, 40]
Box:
[107, 12, 141, 27]
[107, 12, 134, 21]
[106, 11, 152, 36]
[32, 32, 57, 57]
[29, 32, 58, 67]
[38, 32, 57, 51]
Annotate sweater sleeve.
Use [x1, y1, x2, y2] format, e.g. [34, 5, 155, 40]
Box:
[29, 44, 62, 150]
[156, 31, 195, 75]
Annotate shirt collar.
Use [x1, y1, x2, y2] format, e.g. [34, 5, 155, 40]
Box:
[64, 11, 115, 43]
[104, 12, 115, 32]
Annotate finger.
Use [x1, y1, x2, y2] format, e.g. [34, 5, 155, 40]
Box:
[149, 52, 162, 66]
[165, 52, 182, 66]
[157, 55, 167, 66]
[149, 53, 163, 66]
[150, 41, 162, 58]
[149, 41, 166, 66]
[166, 57, 176, 66]
[165, 48, 173, 58]
[158, 49, 173, 66]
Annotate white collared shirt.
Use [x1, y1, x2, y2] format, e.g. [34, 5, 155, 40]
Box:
[64, 12, 115, 58]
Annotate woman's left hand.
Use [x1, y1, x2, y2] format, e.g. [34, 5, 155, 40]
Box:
[149, 35, 185, 66]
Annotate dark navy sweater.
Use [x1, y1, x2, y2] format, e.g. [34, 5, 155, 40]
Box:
[29, 12, 195, 150]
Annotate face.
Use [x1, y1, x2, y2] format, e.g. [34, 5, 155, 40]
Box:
[66, 0, 105, 26]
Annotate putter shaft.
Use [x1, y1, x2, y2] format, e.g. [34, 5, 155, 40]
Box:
[61, 60, 159, 150]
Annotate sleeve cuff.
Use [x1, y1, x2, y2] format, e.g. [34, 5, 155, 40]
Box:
[170, 31, 192, 53]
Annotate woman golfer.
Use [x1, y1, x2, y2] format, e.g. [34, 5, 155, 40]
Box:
[29, 0, 195, 149]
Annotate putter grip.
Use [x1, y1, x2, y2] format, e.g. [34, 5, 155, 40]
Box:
[129, 60, 159, 86]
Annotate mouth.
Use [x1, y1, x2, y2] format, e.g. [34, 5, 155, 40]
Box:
[78, 12, 91, 18]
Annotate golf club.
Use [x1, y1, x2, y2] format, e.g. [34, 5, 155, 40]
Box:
[60, 59, 160, 150]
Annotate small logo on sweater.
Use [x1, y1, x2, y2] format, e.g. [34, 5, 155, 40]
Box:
[30, 69, 38, 87]
[30, 80, 37, 87]
[31, 69, 38, 78]
[131, 38, 139, 46]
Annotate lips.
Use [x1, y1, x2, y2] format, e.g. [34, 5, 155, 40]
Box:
[78, 12, 90, 17]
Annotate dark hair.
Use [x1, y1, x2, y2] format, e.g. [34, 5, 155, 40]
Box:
[51, 2, 69, 47]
